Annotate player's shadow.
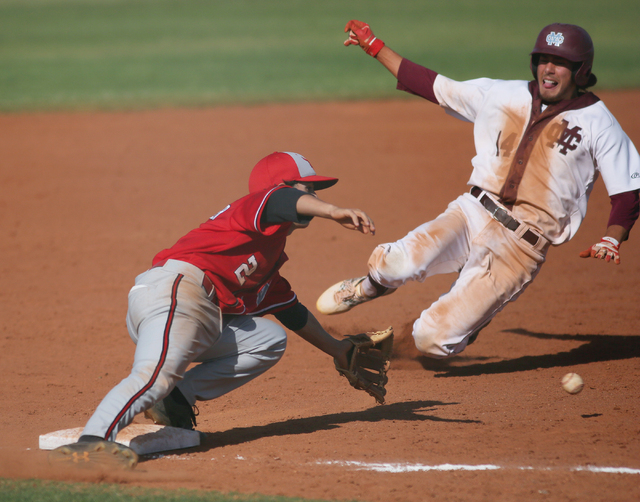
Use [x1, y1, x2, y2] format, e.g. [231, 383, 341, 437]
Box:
[185, 400, 478, 454]
[417, 329, 640, 377]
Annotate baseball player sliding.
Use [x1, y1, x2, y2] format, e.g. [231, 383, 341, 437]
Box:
[317, 21, 640, 358]
[49, 152, 393, 470]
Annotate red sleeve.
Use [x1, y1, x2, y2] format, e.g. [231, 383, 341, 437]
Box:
[607, 190, 640, 231]
[396, 58, 439, 104]
[233, 187, 286, 235]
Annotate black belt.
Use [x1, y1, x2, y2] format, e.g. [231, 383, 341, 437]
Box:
[470, 187, 540, 246]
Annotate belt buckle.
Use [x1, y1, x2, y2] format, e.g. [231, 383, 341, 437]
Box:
[490, 205, 501, 222]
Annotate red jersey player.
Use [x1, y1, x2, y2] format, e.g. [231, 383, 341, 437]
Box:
[49, 151, 379, 469]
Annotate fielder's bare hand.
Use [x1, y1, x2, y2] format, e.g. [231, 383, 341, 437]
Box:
[296, 194, 376, 235]
[330, 207, 376, 235]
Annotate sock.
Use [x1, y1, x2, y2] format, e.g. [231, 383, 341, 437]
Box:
[361, 274, 389, 298]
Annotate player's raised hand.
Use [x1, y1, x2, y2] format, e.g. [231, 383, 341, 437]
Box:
[344, 20, 385, 57]
[579, 237, 621, 264]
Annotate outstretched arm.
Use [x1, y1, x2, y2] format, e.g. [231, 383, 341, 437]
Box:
[343, 19, 439, 104]
[296, 193, 376, 235]
[293, 311, 351, 369]
[343, 20, 402, 78]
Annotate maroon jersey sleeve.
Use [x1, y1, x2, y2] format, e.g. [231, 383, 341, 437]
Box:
[396, 58, 439, 104]
[607, 190, 640, 232]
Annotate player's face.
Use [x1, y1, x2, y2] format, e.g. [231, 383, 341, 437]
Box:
[536, 54, 578, 103]
[292, 181, 316, 195]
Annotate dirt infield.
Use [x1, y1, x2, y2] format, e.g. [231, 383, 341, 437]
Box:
[1, 91, 639, 501]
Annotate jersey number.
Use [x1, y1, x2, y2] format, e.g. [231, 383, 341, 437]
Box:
[235, 255, 258, 286]
[496, 131, 517, 158]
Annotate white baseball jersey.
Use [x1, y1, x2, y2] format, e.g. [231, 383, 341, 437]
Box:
[433, 76, 640, 245]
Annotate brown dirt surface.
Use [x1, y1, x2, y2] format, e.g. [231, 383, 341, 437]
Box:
[1, 91, 639, 502]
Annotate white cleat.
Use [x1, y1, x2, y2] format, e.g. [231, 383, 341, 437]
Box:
[317, 276, 394, 315]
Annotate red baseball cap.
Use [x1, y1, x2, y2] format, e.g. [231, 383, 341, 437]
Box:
[248, 152, 339, 193]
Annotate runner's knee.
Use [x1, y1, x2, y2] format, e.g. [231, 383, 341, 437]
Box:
[368, 243, 413, 284]
[412, 316, 470, 359]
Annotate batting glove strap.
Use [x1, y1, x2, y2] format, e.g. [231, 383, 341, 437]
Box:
[365, 37, 385, 57]
[600, 236, 620, 249]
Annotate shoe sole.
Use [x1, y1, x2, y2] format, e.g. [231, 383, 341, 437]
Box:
[48, 441, 138, 470]
[316, 277, 368, 315]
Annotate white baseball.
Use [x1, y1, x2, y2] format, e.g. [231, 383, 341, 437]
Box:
[561, 372, 584, 394]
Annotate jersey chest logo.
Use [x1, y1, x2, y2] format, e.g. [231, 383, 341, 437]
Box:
[546, 119, 583, 156]
[256, 281, 271, 306]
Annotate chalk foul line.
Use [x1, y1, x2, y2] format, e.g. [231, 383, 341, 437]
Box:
[318, 460, 640, 475]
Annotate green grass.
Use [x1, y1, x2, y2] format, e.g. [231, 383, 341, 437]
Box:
[0, 478, 350, 502]
[0, 0, 638, 112]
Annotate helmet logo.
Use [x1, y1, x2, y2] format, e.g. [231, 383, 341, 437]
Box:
[545, 32, 565, 47]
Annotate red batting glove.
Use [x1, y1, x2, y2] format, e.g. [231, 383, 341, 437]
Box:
[343, 20, 385, 57]
[579, 236, 621, 264]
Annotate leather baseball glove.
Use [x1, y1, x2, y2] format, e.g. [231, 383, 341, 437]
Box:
[335, 326, 394, 404]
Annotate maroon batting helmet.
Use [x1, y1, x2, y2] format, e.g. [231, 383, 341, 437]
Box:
[530, 23, 597, 88]
[248, 152, 339, 193]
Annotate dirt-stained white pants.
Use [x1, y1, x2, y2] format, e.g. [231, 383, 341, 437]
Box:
[367, 192, 549, 358]
[82, 259, 287, 441]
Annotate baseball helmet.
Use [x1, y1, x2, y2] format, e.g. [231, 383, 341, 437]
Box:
[248, 152, 339, 193]
[530, 23, 597, 88]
